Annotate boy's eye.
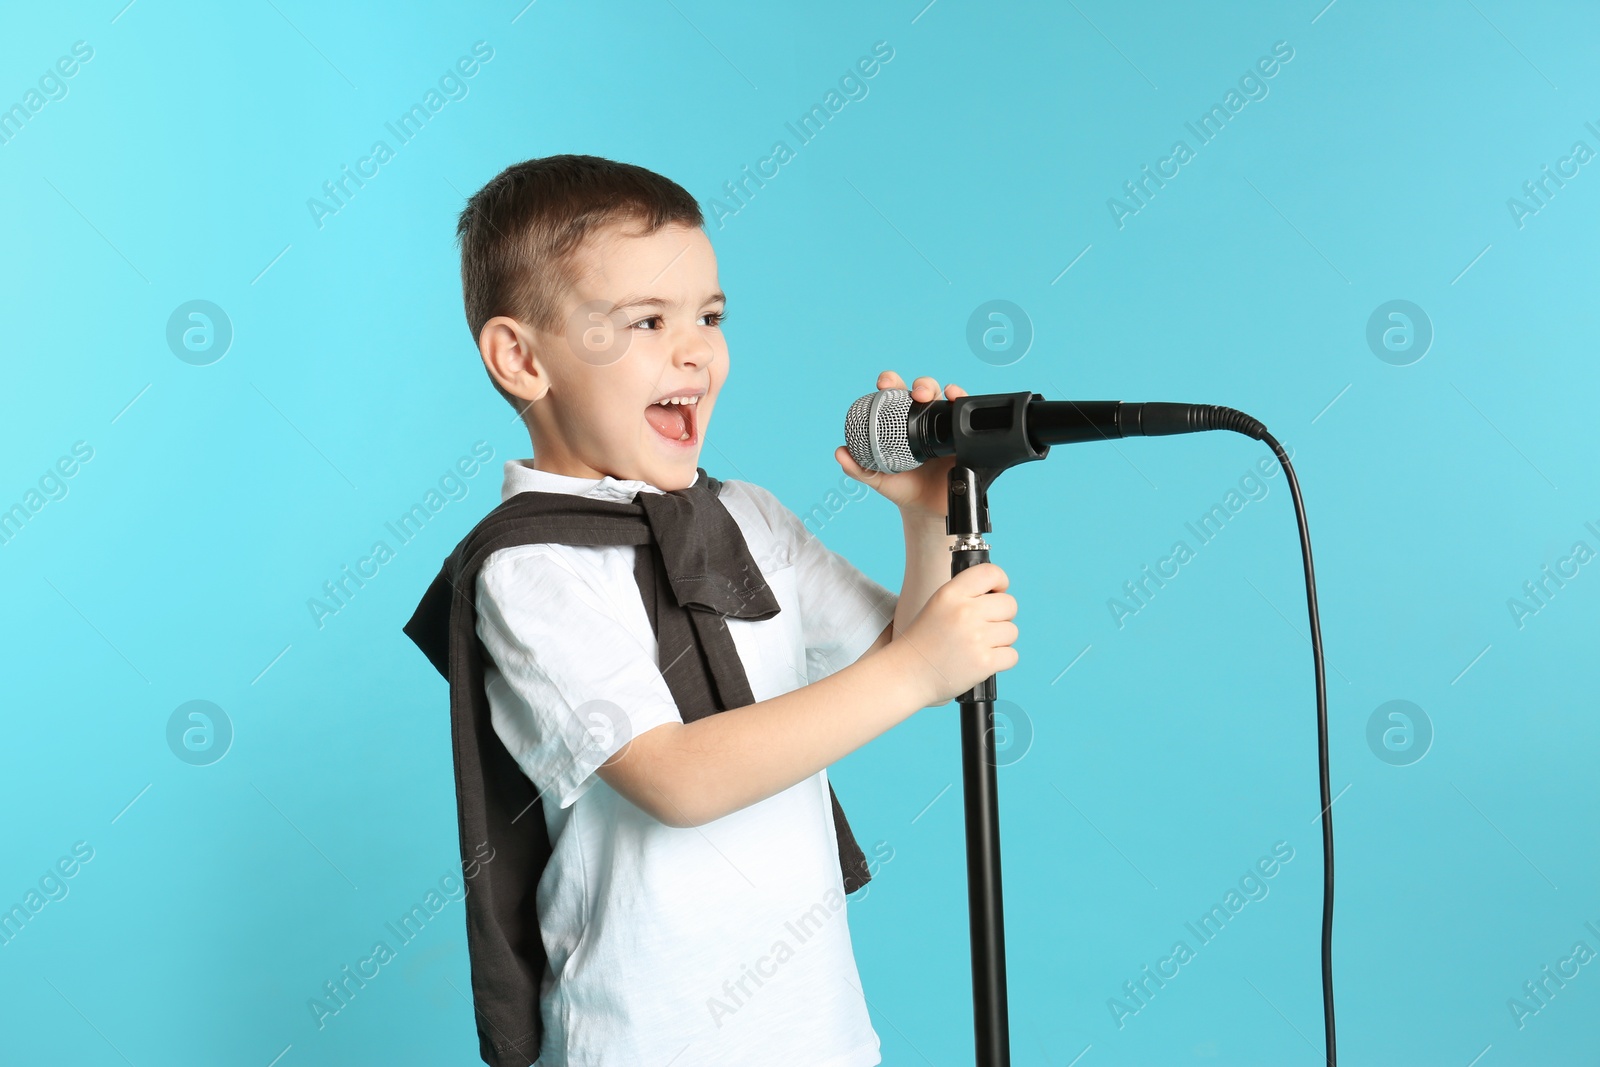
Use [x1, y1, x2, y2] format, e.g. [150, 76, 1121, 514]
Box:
[629, 311, 727, 329]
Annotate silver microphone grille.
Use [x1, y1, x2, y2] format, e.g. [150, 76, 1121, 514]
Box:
[844, 388, 921, 473]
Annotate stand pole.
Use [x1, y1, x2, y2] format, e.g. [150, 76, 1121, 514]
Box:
[940, 394, 1048, 1066]
[951, 468, 1009, 1067]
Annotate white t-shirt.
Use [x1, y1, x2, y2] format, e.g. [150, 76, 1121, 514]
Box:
[474, 460, 898, 1067]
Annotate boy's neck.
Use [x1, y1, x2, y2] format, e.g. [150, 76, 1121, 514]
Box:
[522, 457, 699, 492]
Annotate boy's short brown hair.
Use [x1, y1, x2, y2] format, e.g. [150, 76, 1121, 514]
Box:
[455, 154, 704, 412]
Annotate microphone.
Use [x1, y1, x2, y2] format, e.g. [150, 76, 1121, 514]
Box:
[842, 385, 1339, 1066]
[845, 388, 1269, 473]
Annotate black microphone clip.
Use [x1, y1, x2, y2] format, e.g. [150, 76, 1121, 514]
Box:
[936, 392, 1049, 537]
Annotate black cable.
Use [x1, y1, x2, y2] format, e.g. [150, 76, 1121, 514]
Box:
[1211, 417, 1333, 1066]
[1149, 406, 1336, 1063]
[1260, 428, 1335, 1067]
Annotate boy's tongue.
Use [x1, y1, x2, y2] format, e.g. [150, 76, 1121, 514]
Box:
[645, 401, 691, 441]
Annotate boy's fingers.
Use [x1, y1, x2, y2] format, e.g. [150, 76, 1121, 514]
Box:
[982, 592, 1018, 620]
[835, 445, 880, 483]
[835, 445, 859, 475]
[953, 561, 1008, 593]
[879, 371, 951, 400]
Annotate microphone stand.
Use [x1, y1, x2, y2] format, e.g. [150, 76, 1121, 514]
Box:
[943, 392, 1050, 1067]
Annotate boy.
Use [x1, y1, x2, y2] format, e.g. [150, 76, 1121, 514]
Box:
[433, 154, 1018, 1065]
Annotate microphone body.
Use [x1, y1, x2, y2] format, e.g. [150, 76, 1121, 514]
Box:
[845, 389, 1267, 473]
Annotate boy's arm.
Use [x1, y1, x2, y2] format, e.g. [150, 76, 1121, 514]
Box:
[599, 510, 959, 829]
[866, 510, 956, 658]
[599, 629, 930, 829]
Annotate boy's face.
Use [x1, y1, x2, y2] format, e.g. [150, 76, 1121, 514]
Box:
[513, 220, 727, 492]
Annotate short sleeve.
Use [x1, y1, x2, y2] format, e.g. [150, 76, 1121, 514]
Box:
[733, 481, 899, 685]
[474, 547, 684, 810]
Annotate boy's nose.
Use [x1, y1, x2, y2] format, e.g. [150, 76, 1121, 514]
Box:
[669, 329, 713, 368]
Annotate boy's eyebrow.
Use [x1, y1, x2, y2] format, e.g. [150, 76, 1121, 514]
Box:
[609, 290, 727, 312]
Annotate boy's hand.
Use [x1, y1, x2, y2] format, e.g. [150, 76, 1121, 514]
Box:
[894, 561, 1018, 707]
[835, 371, 969, 523]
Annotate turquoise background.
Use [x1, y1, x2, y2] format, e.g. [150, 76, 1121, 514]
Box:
[3, 1, 1597, 1064]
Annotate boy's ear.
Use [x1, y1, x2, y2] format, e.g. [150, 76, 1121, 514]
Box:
[478, 315, 549, 405]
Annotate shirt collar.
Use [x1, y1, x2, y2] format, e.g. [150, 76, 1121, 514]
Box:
[500, 459, 699, 504]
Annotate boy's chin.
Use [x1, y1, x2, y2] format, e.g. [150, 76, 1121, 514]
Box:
[656, 456, 704, 486]
[629, 447, 701, 489]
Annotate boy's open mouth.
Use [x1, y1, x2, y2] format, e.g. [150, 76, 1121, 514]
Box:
[644, 394, 700, 447]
